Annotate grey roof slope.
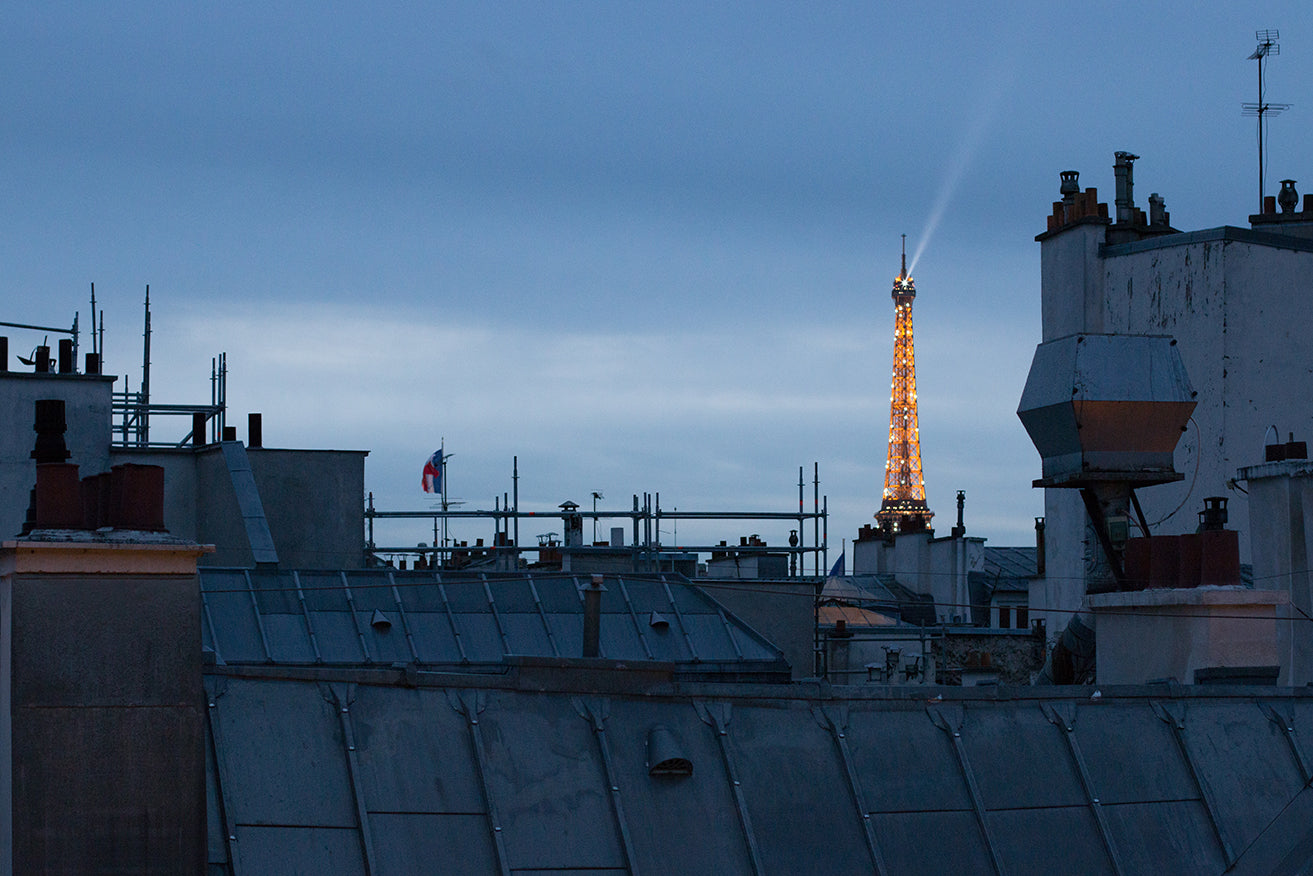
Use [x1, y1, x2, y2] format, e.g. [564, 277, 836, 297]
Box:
[200, 568, 788, 676]
[202, 669, 1313, 875]
[821, 573, 936, 626]
[982, 546, 1038, 586]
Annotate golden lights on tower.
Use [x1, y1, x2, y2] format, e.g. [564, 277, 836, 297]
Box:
[876, 235, 933, 533]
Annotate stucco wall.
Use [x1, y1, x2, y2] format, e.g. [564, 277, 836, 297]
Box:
[1036, 227, 1313, 620]
[0, 373, 114, 539]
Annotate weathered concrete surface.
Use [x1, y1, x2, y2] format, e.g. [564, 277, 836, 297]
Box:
[1, 537, 209, 875]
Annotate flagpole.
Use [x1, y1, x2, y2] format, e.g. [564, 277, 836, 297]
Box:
[440, 437, 447, 554]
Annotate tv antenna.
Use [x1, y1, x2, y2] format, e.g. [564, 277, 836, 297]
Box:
[1242, 29, 1291, 212]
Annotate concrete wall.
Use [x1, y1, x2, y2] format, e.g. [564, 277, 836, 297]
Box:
[246, 448, 366, 570]
[1036, 225, 1313, 620]
[113, 445, 368, 569]
[703, 553, 789, 579]
[853, 533, 984, 623]
[1040, 219, 1108, 339]
[0, 536, 209, 874]
[1099, 236, 1313, 558]
[110, 447, 201, 540]
[0, 373, 114, 539]
[1240, 458, 1313, 685]
[1089, 587, 1285, 685]
[695, 579, 815, 679]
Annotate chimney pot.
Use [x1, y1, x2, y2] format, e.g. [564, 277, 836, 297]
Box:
[1059, 170, 1080, 199]
[1278, 179, 1299, 214]
[32, 399, 71, 463]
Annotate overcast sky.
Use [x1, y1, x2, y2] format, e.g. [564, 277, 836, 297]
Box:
[3, 2, 1310, 560]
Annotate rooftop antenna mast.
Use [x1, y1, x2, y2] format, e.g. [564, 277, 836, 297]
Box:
[1243, 29, 1291, 212]
[591, 491, 604, 543]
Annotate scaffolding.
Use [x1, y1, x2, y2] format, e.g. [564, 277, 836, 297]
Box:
[365, 464, 830, 578]
[112, 352, 227, 448]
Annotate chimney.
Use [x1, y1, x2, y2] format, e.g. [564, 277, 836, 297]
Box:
[58, 339, 74, 374]
[580, 574, 606, 658]
[1148, 193, 1167, 226]
[951, 490, 966, 538]
[1, 336, 7, 371]
[26, 400, 80, 531]
[1113, 151, 1139, 223]
[192, 411, 206, 447]
[248, 413, 263, 449]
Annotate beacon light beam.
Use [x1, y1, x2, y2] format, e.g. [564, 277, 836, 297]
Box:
[907, 64, 1014, 275]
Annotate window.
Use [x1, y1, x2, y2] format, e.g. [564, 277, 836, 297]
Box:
[998, 605, 1011, 629]
[1016, 607, 1029, 630]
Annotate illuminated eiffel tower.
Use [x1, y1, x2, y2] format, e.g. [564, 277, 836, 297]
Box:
[876, 236, 933, 533]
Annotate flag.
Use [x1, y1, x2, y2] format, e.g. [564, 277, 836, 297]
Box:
[421, 451, 442, 493]
[829, 552, 845, 577]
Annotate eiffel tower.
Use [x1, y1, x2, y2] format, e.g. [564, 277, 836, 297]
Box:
[876, 236, 934, 533]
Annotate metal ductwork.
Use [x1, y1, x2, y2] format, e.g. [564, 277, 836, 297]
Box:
[1018, 333, 1196, 591]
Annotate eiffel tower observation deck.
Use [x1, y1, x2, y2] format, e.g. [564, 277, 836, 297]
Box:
[876, 237, 934, 533]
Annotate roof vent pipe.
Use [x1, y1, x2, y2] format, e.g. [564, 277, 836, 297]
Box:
[1114, 151, 1139, 223]
[580, 574, 606, 658]
[1035, 517, 1046, 577]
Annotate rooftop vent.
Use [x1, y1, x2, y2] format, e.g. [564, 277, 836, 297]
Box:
[1017, 334, 1195, 486]
[646, 725, 693, 777]
[1018, 334, 1196, 590]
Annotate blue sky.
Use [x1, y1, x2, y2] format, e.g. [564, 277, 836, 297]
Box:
[3, 3, 1310, 557]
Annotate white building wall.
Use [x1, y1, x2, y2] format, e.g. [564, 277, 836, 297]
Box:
[1037, 225, 1313, 619]
[852, 532, 983, 623]
[1239, 458, 1313, 685]
[0, 374, 114, 539]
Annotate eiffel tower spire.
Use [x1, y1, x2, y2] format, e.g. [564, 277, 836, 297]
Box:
[876, 236, 933, 533]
